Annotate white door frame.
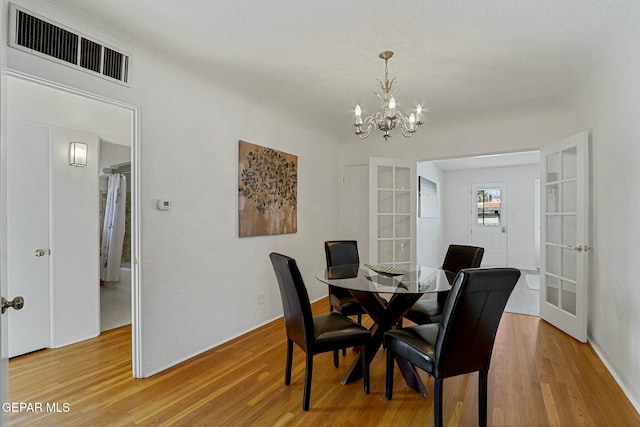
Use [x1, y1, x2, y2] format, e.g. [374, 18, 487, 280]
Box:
[1, 70, 143, 377]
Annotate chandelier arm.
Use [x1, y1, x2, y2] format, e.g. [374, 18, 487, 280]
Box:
[399, 127, 417, 138]
[355, 114, 378, 139]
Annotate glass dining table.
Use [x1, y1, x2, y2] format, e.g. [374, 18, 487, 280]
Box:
[316, 264, 456, 397]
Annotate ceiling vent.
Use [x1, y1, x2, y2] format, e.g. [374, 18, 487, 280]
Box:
[8, 4, 130, 85]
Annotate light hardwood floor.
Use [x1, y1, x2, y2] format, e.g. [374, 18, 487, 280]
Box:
[8, 299, 640, 426]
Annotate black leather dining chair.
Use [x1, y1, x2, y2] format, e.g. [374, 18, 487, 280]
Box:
[269, 252, 371, 411]
[384, 268, 521, 427]
[404, 244, 484, 325]
[324, 240, 366, 324]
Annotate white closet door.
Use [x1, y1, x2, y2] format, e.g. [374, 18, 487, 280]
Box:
[7, 121, 51, 357]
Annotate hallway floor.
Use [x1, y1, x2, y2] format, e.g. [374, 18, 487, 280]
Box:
[504, 269, 539, 316]
[100, 285, 131, 332]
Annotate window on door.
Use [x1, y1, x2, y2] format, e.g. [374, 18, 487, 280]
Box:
[476, 187, 502, 226]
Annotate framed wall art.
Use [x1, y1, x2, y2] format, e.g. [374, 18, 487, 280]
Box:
[238, 140, 298, 237]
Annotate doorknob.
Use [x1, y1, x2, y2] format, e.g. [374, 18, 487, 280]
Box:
[567, 245, 591, 252]
[1, 296, 25, 314]
[34, 249, 46, 257]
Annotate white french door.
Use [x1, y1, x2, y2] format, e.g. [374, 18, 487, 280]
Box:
[369, 157, 416, 269]
[540, 131, 590, 342]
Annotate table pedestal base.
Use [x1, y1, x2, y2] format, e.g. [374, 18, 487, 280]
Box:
[341, 290, 428, 397]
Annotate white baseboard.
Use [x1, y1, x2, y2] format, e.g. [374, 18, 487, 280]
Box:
[589, 335, 640, 415]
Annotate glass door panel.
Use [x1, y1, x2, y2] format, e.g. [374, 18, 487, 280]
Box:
[395, 167, 410, 190]
[378, 190, 393, 213]
[378, 166, 393, 188]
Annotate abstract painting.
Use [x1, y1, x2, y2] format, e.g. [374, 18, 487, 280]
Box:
[238, 140, 298, 237]
[419, 176, 438, 218]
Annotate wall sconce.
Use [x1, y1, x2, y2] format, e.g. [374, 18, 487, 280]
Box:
[69, 142, 87, 167]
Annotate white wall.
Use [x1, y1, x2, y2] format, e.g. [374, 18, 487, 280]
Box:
[50, 126, 100, 347]
[99, 140, 131, 192]
[441, 164, 539, 270]
[416, 162, 444, 267]
[574, 3, 640, 410]
[2, 0, 341, 376]
[99, 141, 130, 173]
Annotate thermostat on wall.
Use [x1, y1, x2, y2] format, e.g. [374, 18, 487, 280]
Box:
[157, 199, 173, 210]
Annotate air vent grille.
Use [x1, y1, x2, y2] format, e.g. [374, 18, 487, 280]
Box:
[104, 47, 125, 81]
[9, 5, 130, 85]
[80, 38, 102, 73]
[16, 10, 78, 64]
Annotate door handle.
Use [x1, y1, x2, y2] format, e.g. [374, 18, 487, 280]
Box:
[1, 296, 25, 314]
[567, 245, 591, 252]
[35, 249, 46, 257]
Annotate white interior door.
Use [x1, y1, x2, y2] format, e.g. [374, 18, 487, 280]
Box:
[540, 131, 589, 342]
[341, 165, 369, 263]
[470, 181, 507, 266]
[7, 121, 51, 357]
[369, 157, 416, 269]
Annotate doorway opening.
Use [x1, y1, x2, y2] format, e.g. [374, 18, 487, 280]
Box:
[417, 151, 540, 316]
[4, 71, 141, 376]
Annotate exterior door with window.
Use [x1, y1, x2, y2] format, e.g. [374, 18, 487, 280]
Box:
[369, 158, 416, 269]
[470, 182, 507, 266]
[540, 131, 589, 342]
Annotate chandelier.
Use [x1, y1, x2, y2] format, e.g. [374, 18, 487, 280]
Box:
[354, 51, 423, 140]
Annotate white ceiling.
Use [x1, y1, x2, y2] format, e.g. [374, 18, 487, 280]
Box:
[49, 0, 624, 140]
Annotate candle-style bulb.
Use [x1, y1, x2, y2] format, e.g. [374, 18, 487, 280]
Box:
[355, 104, 363, 125]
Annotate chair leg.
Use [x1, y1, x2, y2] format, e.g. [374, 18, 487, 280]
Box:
[333, 350, 339, 367]
[479, 370, 488, 427]
[385, 347, 394, 400]
[302, 352, 313, 411]
[357, 313, 362, 324]
[285, 338, 293, 385]
[361, 345, 370, 395]
[342, 348, 347, 356]
[434, 378, 444, 427]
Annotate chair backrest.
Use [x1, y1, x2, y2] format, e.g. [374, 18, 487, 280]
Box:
[442, 244, 484, 273]
[269, 253, 315, 350]
[324, 240, 360, 267]
[434, 268, 520, 378]
[324, 241, 360, 299]
[438, 245, 485, 305]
